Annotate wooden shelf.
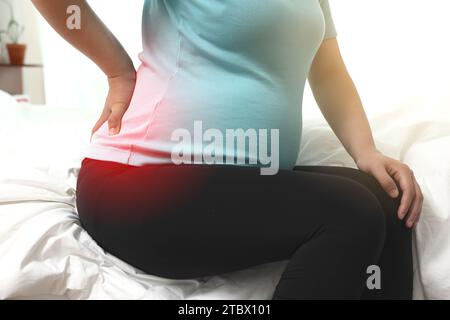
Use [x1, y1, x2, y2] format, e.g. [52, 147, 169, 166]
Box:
[0, 63, 43, 68]
[0, 63, 45, 102]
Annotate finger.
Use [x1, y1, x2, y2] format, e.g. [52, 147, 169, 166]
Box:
[107, 102, 128, 135]
[391, 165, 416, 220]
[405, 178, 423, 228]
[371, 165, 400, 198]
[91, 108, 111, 135]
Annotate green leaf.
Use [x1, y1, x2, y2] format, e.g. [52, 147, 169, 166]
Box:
[7, 19, 21, 43]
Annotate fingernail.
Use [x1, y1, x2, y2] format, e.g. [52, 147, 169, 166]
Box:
[407, 220, 414, 228]
[390, 190, 399, 198]
[109, 127, 117, 135]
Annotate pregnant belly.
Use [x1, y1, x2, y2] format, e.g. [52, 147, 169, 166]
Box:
[142, 73, 302, 171]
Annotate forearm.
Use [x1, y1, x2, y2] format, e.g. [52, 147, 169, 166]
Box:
[308, 39, 377, 163]
[31, 0, 134, 78]
[310, 70, 377, 162]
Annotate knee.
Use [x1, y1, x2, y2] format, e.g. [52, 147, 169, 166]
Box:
[384, 203, 413, 250]
[329, 179, 387, 252]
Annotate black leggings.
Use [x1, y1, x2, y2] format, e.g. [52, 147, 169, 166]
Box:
[76, 158, 413, 300]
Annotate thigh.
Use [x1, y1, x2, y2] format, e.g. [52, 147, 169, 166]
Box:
[76, 160, 383, 279]
[293, 165, 407, 232]
[294, 165, 402, 211]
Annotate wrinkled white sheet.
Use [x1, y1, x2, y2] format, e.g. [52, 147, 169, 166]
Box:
[0, 98, 449, 299]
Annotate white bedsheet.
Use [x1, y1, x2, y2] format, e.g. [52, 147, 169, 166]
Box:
[0, 100, 449, 299]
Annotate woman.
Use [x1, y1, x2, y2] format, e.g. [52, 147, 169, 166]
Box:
[33, 0, 423, 299]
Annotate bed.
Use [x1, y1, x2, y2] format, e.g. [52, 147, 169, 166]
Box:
[1, 90, 449, 299]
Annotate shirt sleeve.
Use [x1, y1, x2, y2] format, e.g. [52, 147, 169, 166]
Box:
[319, 0, 337, 39]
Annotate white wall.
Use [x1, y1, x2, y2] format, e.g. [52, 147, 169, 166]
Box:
[303, 0, 450, 120]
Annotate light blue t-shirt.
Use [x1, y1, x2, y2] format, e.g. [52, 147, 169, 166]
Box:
[88, 0, 337, 171]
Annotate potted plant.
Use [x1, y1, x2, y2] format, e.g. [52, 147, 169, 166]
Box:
[0, 0, 26, 65]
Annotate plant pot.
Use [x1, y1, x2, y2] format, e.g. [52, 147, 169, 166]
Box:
[7, 43, 27, 65]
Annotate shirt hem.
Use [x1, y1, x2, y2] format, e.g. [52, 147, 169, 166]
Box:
[85, 145, 132, 166]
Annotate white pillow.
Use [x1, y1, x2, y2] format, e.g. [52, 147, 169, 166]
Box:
[0, 89, 18, 108]
[0, 90, 21, 153]
[0, 89, 20, 122]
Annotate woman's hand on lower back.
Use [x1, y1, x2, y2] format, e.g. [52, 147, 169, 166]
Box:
[355, 150, 423, 229]
[31, 0, 137, 136]
[91, 70, 137, 136]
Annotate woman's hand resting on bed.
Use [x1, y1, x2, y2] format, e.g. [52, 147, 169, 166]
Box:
[91, 70, 137, 136]
[355, 149, 423, 228]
